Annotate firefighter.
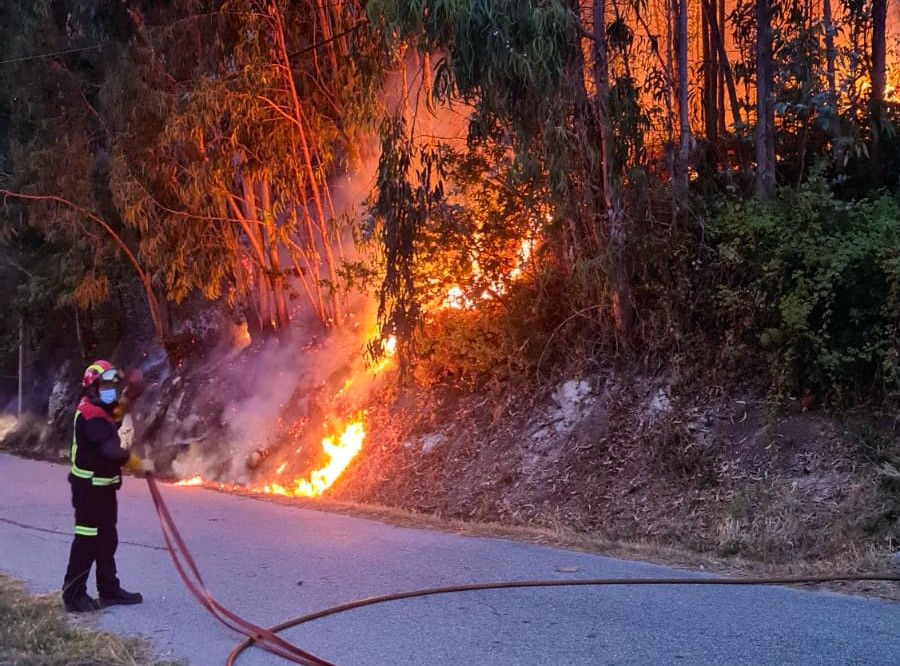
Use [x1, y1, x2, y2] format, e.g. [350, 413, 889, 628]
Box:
[62, 360, 152, 612]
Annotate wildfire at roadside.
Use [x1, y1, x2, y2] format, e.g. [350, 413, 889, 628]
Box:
[262, 420, 365, 498]
[175, 475, 204, 487]
[172, 223, 537, 499]
[173, 419, 366, 499]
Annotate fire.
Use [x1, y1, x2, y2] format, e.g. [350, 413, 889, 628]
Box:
[369, 334, 398, 375]
[441, 237, 536, 311]
[262, 420, 366, 497]
[175, 475, 204, 486]
[172, 219, 537, 501]
[384, 334, 397, 355]
[173, 420, 365, 498]
[443, 285, 471, 310]
[293, 421, 365, 496]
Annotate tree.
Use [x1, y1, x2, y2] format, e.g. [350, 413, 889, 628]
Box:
[0, 0, 168, 340]
[592, 0, 634, 335]
[870, 0, 887, 183]
[755, 0, 776, 196]
[675, 0, 692, 193]
[106, 0, 379, 333]
[823, 0, 837, 105]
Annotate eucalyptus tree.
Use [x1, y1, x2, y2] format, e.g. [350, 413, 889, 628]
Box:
[367, 0, 648, 350]
[870, 0, 887, 182]
[755, 0, 776, 196]
[106, 0, 383, 334]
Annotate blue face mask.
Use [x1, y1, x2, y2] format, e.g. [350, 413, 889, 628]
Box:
[99, 388, 118, 405]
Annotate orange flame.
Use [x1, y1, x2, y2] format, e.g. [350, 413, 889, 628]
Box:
[369, 334, 398, 375]
[260, 420, 366, 498]
[441, 237, 536, 310]
[175, 475, 204, 487]
[294, 421, 365, 496]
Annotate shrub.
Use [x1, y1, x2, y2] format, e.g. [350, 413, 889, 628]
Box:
[711, 177, 900, 400]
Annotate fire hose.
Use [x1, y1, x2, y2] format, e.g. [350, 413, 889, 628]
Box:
[145, 475, 900, 666]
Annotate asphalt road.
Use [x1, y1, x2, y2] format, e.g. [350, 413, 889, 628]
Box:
[1, 453, 898, 665]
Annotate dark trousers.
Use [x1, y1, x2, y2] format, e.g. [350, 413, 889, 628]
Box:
[63, 477, 120, 601]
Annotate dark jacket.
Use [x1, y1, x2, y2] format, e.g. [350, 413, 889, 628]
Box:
[69, 397, 130, 489]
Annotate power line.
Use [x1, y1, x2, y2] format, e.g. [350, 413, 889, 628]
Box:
[0, 44, 101, 66]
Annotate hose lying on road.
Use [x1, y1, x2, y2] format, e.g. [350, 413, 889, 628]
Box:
[146, 477, 900, 666]
[147, 476, 333, 666]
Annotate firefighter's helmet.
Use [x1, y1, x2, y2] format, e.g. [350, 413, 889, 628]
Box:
[82, 360, 120, 388]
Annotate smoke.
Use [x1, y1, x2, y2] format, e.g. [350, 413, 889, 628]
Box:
[167, 163, 384, 485]
[167, 49, 467, 486]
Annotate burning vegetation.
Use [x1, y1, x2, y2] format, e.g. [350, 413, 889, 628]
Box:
[1, 0, 899, 526]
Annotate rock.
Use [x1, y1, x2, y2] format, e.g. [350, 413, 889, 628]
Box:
[649, 388, 672, 415]
[420, 433, 446, 454]
[549, 379, 594, 434]
[46, 360, 77, 428]
[891, 551, 900, 569]
[180, 413, 202, 438]
[552, 379, 592, 412]
[0, 415, 18, 442]
[119, 414, 135, 450]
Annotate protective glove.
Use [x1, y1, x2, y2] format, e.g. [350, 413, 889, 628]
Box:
[125, 453, 143, 473]
[125, 454, 155, 476]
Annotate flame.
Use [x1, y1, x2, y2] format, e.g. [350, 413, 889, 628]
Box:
[369, 334, 398, 375]
[175, 475, 204, 487]
[293, 421, 365, 496]
[263, 420, 366, 497]
[179, 421, 365, 498]
[384, 334, 397, 355]
[441, 237, 536, 311]
[443, 285, 471, 310]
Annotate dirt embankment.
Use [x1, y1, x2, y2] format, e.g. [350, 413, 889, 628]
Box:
[333, 371, 899, 571]
[4, 348, 898, 577]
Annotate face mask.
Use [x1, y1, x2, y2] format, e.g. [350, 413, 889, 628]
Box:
[99, 388, 118, 405]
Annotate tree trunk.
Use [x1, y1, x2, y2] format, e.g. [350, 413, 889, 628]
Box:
[269, 3, 343, 327]
[17, 317, 25, 418]
[823, 0, 836, 104]
[238, 176, 275, 333]
[871, 0, 887, 184]
[717, 0, 726, 136]
[755, 0, 776, 197]
[592, 0, 633, 337]
[676, 0, 692, 193]
[702, 3, 717, 143]
[702, 0, 742, 131]
[260, 178, 291, 332]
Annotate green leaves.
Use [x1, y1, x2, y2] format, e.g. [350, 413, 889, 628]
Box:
[712, 177, 900, 399]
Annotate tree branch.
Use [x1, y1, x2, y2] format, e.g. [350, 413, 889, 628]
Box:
[0, 189, 166, 339]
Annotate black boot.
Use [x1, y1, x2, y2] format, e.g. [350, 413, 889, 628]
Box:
[65, 592, 101, 613]
[99, 587, 143, 606]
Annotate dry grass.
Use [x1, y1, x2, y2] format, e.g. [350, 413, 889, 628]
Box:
[0, 575, 170, 666]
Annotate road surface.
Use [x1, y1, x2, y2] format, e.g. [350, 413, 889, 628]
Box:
[1, 453, 897, 665]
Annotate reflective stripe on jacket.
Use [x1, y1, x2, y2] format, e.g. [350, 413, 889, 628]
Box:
[70, 398, 125, 487]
